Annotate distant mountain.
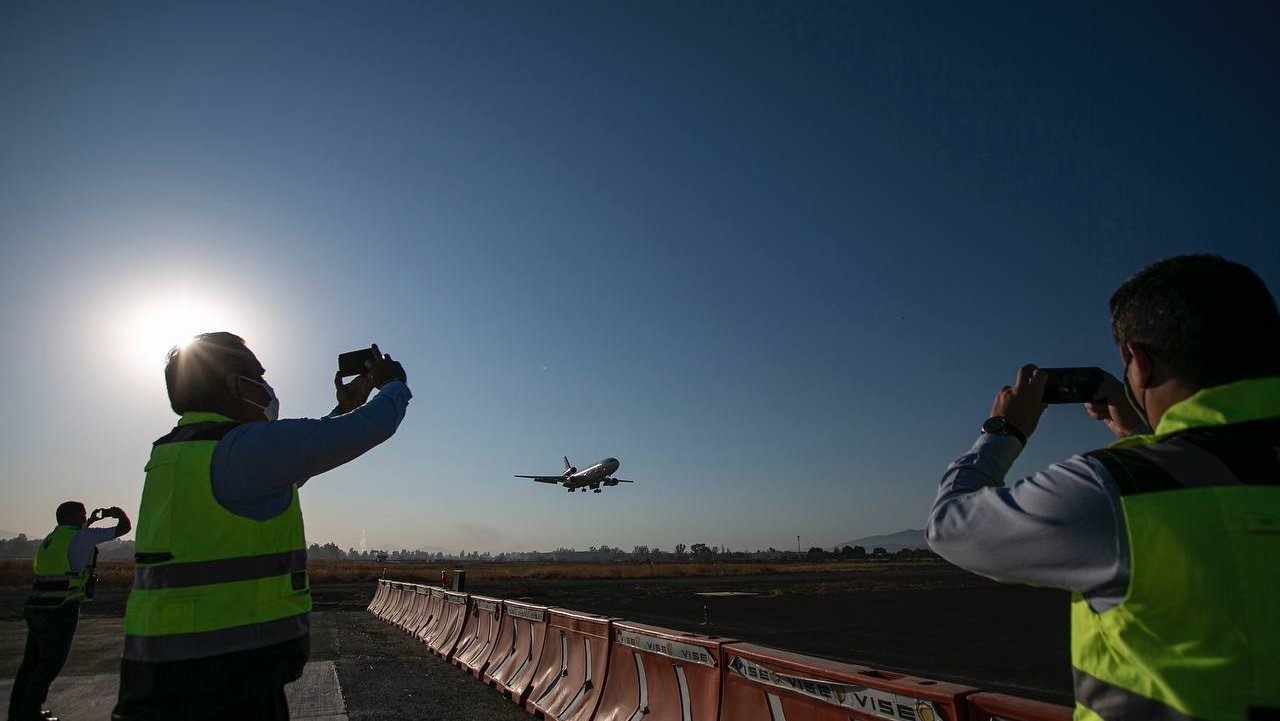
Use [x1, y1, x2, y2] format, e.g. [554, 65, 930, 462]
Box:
[837, 529, 929, 552]
[0, 530, 26, 540]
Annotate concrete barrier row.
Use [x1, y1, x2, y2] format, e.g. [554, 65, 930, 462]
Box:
[366, 579, 1071, 721]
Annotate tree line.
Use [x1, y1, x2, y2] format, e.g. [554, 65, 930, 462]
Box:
[2, 536, 938, 563]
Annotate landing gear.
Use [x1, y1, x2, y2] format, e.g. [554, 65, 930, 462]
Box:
[593, 489, 602, 493]
[567, 487, 574, 492]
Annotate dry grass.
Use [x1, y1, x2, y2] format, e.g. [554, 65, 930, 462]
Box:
[0, 558, 941, 588]
[312, 559, 940, 584]
[0, 559, 136, 587]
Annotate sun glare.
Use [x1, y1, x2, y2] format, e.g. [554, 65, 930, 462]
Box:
[127, 297, 237, 368]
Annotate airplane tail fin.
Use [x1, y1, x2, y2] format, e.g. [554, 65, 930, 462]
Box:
[563, 455, 572, 471]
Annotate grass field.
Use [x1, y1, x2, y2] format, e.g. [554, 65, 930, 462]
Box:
[0, 558, 943, 587]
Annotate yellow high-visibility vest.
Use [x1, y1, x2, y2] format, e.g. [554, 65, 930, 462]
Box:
[123, 412, 310, 662]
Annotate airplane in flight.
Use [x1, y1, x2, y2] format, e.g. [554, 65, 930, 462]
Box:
[515, 456, 635, 493]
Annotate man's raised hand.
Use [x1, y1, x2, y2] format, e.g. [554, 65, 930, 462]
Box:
[1083, 371, 1148, 438]
[367, 351, 407, 389]
[989, 364, 1049, 440]
[334, 370, 375, 414]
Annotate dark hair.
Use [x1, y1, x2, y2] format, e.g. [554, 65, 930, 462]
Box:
[1110, 255, 1280, 388]
[56, 501, 85, 526]
[164, 332, 257, 414]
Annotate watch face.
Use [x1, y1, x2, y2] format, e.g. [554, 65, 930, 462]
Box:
[983, 417, 1008, 434]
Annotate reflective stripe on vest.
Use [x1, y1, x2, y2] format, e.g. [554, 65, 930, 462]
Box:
[124, 413, 310, 662]
[1073, 379, 1280, 721]
[1073, 669, 1208, 721]
[26, 526, 88, 609]
[133, 549, 307, 589]
[122, 612, 310, 661]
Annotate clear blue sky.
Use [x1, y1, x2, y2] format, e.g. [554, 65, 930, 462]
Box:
[1, 2, 1276, 553]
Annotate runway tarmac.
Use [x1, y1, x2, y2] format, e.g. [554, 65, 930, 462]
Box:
[0, 612, 529, 721]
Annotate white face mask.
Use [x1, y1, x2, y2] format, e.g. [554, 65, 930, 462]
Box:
[239, 376, 280, 421]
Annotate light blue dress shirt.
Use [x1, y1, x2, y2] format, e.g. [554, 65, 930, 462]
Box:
[67, 526, 121, 572]
[926, 433, 1130, 612]
[209, 380, 412, 521]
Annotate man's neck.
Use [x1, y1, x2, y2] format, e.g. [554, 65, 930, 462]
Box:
[1146, 380, 1199, 430]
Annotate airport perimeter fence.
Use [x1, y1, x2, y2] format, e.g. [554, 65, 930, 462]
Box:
[367, 579, 1071, 721]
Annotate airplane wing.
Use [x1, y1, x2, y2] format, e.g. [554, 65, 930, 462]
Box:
[611, 478, 635, 483]
[514, 475, 564, 484]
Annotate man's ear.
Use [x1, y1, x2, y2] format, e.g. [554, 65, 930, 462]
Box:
[1127, 342, 1154, 390]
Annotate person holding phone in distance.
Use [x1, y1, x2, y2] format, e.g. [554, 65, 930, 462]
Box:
[926, 255, 1280, 721]
[9, 502, 130, 721]
[113, 335, 410, 721]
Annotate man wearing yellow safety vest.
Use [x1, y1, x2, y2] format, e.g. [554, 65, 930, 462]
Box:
[927, 254, 1279, 721]
[9, 501, 130, 721]
[111, 332, 410, 720]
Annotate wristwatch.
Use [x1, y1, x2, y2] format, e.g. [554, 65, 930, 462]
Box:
[981, 416, 1027, 446]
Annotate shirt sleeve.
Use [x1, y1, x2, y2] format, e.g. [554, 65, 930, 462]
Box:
[925, 433, 1130, 611]
[212, 380, 412, 505]
[67, 527, 120, 572]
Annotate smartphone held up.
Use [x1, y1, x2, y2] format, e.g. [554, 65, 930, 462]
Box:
[1039, 367, 1105, 404]
[338, 345, 382, 378]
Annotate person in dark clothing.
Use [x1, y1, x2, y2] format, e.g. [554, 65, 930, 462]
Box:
[9, 502, 130, 721]
[111, 333, 410, 721]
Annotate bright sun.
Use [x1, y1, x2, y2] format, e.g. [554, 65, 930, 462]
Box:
[126, 297, 238, 368]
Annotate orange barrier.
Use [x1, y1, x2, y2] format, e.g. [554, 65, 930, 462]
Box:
[376, 580, 396, 618]
[721, 643, 976, 721]
[426, 590, 471, 659]
[368, 580, 389, 617]
[383, 583, 410, 625]
[402, 585, 432, 634]
[966, 693, 1072, 721]
[391, 583, 420, 629]
[593, 621, 732, 721]
[484, 599, 551, 707]
[528, 609, 617, 721]
[415, 587, 446, 643]
[417, 589, 448, 645]
[453, 595, 504, 678]
[371, 581, 395, 620]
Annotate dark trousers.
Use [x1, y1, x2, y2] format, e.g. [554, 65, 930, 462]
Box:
[7, 602, 80, 721]
[111, 635, 307, 721]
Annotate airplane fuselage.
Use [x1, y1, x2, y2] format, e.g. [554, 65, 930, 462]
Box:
[515, 456, 632, 493]
[564, 458, 621, 489]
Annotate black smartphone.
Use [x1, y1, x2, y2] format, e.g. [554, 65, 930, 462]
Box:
[1041, 367, 1105, 404]
[338, 346, 380, 378]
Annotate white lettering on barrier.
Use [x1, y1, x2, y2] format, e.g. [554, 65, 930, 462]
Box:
[475, 599, 499, 613]
[615, 629, 717, 668]
[445, 594, 466, 605]
[506, 605, 546, 622]
[728, 656, 945, 721]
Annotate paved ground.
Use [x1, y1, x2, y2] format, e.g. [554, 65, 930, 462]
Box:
[0, 612, 528, 721]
